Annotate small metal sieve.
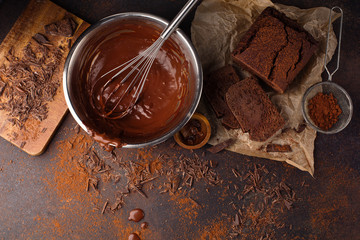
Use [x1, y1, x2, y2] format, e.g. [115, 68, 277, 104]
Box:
[302, 7, 353, 134]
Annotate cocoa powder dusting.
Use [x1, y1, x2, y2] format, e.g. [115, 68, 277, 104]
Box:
[37, 123, 301, 239]
[308, 92, 342, 130]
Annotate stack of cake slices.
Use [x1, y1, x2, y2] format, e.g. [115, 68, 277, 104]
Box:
[204, 7, 319, 141]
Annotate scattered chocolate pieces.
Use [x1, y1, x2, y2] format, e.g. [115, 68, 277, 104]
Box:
[71, 127, 221, 216]
[0, 34, 63, 128]
[266, 144, 292, 153]
[229, 164, 296, 239]
[45, 17, 78, 37]
[207, 138, 235, 154]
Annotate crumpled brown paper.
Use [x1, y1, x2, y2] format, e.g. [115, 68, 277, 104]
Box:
[191, 0, 339, 175]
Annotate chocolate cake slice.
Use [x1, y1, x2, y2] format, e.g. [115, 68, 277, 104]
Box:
[232, 7, 319, 93]
[226, 77, 285, 141]
[204, 65, 241, 129]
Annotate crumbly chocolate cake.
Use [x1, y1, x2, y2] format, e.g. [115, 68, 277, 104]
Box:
[232, 7, 319, 93]
[204, 65, 241, 129]
[226, 77, 285, 141]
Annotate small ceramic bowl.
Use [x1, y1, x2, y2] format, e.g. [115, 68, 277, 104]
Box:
[174, 113, 211, 149]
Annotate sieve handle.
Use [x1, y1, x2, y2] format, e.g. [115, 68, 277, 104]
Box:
[324, 6, 343, 81]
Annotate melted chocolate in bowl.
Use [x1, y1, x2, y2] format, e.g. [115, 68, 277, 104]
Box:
[64, 13, 202, 149]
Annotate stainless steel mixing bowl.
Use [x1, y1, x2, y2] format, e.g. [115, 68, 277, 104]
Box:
[63, 12, 203, 148]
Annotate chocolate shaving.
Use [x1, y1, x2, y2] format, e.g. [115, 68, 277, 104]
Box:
[233, 213, 240, 226]
[0, 37, 63, 128]
[189, 197, 201, 208]
[207, 138, 235, 153]
[0, 79, 6, 96]
[232, 168, 241, 178]
[20, 141, 26, 148]
[139, 176, 158, 185]
[133, 185, 147, 198]
[229, 164, 297, 239]
[110, 196, 124, 212]
[101, 200, 108, 214]
[74, 124, 80, 134]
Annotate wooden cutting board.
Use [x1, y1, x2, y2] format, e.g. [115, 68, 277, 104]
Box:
[0, 0, 90, 155]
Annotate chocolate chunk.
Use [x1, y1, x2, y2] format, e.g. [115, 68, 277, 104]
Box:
[32, 33, 50, 45]
[266, 144, 292, 152]
[179, 118, 204, 145]
[45, 17, 78, 37]
[207, 138, 235, 154]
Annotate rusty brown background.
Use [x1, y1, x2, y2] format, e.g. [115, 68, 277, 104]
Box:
[0, 0, 359, 239]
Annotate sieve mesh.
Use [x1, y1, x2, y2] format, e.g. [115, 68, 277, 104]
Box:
[302, 81, 353, 134]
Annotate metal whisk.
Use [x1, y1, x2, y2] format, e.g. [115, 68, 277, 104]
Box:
[91, 0, 200, 119]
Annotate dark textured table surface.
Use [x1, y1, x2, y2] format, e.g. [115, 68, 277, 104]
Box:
[0, 0, 359, 239]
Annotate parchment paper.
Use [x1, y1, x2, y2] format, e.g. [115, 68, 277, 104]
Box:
[191, 0, 339, 175]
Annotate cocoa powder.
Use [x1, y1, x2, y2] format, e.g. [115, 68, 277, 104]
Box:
[308, 92, 342, 130]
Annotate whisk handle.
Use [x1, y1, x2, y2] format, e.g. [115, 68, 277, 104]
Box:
[161, 0, 200, 40]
